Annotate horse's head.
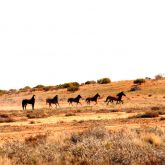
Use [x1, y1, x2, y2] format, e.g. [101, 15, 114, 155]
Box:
[121, 92, 126, 96]
[77, 95, 82, 99]
[117, 91, 126, 97]
[96, 93, 101, 98]
[54, 95, 58, 99]
[33, 95, 35, 98]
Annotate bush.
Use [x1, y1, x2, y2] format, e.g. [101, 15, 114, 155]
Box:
[133, 111, 159, 118]
[129, 85, 141, 92]
[133, 78, 145, 85]
[0, 90, 8, 96]
[97, 78, 111, 84]
[8, 89, 17, 94]
[0, 114, 15, 123]
[85, 80, 96, 85]
[155, 74, 164, 80]
[43, 86, 56, 92]
[34, 85, 45, 89]
[26, 110, 48, 119]
[56, 82, 80, 92]
[67, 85, 79, 92]
[23, 86, 31, 90]
[56, 82, 80, 89]
[19, 86, 31, 92]
[65, 113, 76, 117]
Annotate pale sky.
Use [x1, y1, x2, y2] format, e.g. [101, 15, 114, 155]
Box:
[0, 0, 164, 89]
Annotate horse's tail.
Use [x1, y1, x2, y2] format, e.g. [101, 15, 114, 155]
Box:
[22, 100, 24, 110]
[46, 98, 50, 105]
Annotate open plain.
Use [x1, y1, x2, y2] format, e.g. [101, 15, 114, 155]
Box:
[0, 79, 165, 164]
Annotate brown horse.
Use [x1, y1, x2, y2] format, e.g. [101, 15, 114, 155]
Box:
[86, 93, 100, 105]
[46, 95, 59, 108]
[68, 95, 82, 106]
[105, 92, 126, 105]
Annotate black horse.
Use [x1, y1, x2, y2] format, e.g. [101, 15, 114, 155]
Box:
[46, 95, 59, 108]
[86, 93, 100, 105]
[105, 92, 126, 105]
[68, 95, 82, 105]
[22, 95, 35, 110]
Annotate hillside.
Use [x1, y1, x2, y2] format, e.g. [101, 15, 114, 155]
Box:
[0, 79, 165, 110]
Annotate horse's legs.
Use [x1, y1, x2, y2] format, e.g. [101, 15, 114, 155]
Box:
[69, 101, 73, 106]
[49, 103, 52, 109]
[32, 103, 34, 110]
[78, 102, 82, 105]
[55, 103, 58, 108]
[57, 103, 60, 107]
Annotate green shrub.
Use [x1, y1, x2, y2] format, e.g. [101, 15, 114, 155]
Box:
[57, 82, 80, 90]
[128, 85, 141, 92]
[97, 78, 111, 84]
[85, 80, 96, 85]
[133, 78, 145, 85]
[43, 86, 56, 91]
[34, 85, 45, 89]
[67, 85, 79, 92]
[23, 86, 31, 90]
[0, 90, 8, 96]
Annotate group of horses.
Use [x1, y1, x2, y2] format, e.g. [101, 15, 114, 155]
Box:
[22, 92, 126, 110]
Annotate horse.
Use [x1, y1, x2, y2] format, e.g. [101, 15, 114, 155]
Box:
[105, 92, 126, 105]
[46, 95, 59, 108]
[22, 95, 35, 110]
[86, 93, 100, 105]
[68, 95, 82, 105]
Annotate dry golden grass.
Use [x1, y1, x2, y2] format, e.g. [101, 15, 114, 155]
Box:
[0, 79, 164, 164]
[1, 126, 165, 165]
[143, 133, 162, 146]
[0, 157, 12, 165]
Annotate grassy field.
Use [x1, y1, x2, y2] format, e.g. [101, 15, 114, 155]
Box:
[0, 79, 165, 164]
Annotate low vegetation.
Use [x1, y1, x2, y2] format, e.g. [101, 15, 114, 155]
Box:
[85, 80, 96, 85]
[128, 85, 141, 92]
[0, 114, 15, 123]
[133, 78, 145, 85]
[97, 78, 111, 84]
[155, 74, 164, 80]
[1, 126, 165, 165]
[131, 111, 159, 118]
[0, 90, 8, 96]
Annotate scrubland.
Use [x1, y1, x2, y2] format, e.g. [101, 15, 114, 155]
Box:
[0, 79, 165, 164]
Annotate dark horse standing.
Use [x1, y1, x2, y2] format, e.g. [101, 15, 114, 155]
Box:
[22, 95, 35, 110]
[105, 91, 126, 105]
[68, 95, 82, 105]
[86, 93, 100, 105]
[46, 95, 59, 108]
